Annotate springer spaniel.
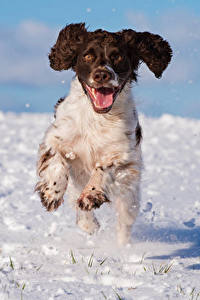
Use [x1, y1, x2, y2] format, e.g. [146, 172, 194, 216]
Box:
[35, 23, 172, 245]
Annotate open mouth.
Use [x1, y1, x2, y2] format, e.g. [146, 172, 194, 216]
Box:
[85, 84, 120, 113]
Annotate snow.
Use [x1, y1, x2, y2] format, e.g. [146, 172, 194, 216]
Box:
[0, 111, 200, 300]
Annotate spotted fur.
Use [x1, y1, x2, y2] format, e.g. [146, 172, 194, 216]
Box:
[54, 97, 65, 118]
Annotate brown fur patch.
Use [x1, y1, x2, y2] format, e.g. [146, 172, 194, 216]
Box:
[35, 182, 64, 211]
[37, 148, 55, 176]
[54, 97, 65, 118]
[135, 122, 142, 146]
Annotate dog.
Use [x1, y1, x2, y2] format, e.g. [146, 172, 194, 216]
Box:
[35, 23, 172, 245]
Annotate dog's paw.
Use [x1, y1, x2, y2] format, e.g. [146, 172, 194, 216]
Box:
[77, 215, 100, 234]
[35, 181, 64, 211]
[77, 189, 110, 211]
[41, 195, 64, 212]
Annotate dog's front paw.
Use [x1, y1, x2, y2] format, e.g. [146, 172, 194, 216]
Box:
[77, 189, 110, 211]
[35, 182, 64, 211]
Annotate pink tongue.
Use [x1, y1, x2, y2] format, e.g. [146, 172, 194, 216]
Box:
[95, 90, 114, 108]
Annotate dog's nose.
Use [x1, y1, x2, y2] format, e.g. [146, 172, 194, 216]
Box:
[93, 69, 113, 83]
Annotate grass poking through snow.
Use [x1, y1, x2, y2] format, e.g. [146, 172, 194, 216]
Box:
[9, 257, 14, 270]
[177, 285, 200, 300]
[69, 249, 77, 264]
[88, 252, 94, 268]
[143, 261, 174, 275]
[68, 249, 108, 276]
[152, 262, 174, 275]
[113, 288, 123, 300]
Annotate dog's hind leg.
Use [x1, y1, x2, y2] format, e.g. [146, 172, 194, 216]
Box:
[116, 184, 140, 245]
[114, 163, 141, 245]
[76, 209, 100, 234]
[67, 176, 100, 235]
[116, 191, 140, 245]
[35, 143, 69, 211]
[76, 165, 110, 234]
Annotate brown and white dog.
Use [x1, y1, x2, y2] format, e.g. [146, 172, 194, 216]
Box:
[35, 23, 172, 245]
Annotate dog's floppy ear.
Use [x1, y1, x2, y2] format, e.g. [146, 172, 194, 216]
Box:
[122, 29, 172, 78]
[49, 23, 87, 71]
[136, 31, 172, 78]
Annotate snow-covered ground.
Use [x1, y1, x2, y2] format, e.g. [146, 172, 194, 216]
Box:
[0, 111, 200, 300]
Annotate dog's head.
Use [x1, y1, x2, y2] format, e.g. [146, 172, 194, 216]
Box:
[49, 23, 172, 113]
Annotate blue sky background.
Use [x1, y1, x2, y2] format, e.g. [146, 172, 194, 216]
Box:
[0, 0, 200, 118]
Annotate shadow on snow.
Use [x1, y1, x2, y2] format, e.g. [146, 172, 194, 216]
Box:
[132, 224, 200, 260]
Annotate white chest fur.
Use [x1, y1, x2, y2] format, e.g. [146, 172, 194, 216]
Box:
[46, 78, 138, 171]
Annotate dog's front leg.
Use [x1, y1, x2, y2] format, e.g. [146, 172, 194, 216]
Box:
[35, 143, 69, 211]
[77, 165, 110, 211]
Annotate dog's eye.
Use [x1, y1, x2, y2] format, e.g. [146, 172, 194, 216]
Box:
[110, 53, 123, 63]
[84, 54, 95, 63]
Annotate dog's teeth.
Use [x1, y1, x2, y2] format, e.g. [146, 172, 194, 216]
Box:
[91, 88, 96, 99]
